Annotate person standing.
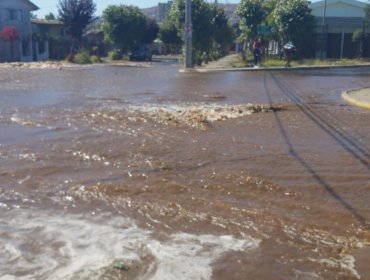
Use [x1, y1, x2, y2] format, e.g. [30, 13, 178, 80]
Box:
[283, 42, 295, 67]
[252, 38, 262, 66]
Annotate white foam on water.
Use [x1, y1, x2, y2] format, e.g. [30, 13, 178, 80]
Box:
[0, 210, 259, 280]
[143, 233, 258, 280]
[10, 116, 36, 127]
[125, 103, 270, 130]
[309, 255, 361, 280]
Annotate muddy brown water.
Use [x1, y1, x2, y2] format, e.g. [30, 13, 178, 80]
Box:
[0, 62, 370, 280]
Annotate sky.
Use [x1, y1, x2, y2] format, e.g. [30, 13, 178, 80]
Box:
[33, 0, 241, 18]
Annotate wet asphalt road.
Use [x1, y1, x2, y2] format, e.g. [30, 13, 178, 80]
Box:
[0, 61, 370, 279]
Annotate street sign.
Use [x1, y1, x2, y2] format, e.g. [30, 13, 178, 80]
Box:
[257, 25, 276, 35]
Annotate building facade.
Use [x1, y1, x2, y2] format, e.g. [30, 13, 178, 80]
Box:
[158, 1, 173, 23]
[31, 19, 69, 60]
[0, 0, 38, 62]
[309, 0, 368, 58]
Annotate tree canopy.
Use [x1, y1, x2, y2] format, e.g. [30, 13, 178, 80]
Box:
[274, 0, 315, 56]
[210, 4, 235, 55]
[158, 19, 182, 51]
[365, 3, 370, 25]
[234, 0, 315, 58]
[236, 0, 265, 40]
[45, 12, 57, 20]
[142, 18, 160, 45]
[163, 0, 234, 65]
[102, 5, 158, 55]
[58, 0, 96, 59]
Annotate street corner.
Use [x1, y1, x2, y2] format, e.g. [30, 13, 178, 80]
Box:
[342, 88, 370, 110]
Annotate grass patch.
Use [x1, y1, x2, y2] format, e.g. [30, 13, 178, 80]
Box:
[300, 58, 370, 66]
[231, 55, 370, 68]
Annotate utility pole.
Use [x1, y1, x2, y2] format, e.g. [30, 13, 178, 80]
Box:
[322, 0, 327, 27]
[185, 0, 193, 69]
[320, 0, 327, 59]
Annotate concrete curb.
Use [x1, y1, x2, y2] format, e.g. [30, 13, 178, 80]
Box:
[342, 88, 370, 110]
[192, 63, 370, 73]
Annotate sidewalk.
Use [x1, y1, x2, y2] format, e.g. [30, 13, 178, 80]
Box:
[197, 54, 370, 110]
[342, 88, 370, 110]
[195, 54, 370, 73]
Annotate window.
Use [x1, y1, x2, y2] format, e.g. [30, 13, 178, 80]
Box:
[5, 9, 23, 22]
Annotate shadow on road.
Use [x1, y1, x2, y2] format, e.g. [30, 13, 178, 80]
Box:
[264, 72, 369, 230]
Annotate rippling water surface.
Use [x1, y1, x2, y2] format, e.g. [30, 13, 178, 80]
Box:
[0, 63, 370, 280]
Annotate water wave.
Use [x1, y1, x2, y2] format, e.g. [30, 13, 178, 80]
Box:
[0, 210, 259, 280]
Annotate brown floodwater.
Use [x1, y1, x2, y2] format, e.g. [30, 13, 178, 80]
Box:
[0, 62, 369, 280]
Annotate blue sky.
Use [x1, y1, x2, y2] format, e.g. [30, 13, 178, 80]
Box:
[33, 0, 241, 18]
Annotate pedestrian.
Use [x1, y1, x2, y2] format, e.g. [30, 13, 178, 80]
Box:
[283, 42, 296, 67]
[252, 38, 262, 66]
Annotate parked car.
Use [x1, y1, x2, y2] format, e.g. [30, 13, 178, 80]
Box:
[129, 46, 152, 61]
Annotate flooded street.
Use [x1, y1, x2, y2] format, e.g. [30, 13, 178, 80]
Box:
[0, 62, 370, 280]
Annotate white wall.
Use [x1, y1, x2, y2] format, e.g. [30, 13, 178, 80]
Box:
[310, 0, 365, 18]
[0, 0, 37, 61]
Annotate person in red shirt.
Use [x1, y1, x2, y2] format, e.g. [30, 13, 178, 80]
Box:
[252, 38, 262, 66]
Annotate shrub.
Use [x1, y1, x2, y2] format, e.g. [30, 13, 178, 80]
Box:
[109, 49, 122, 60]
[90, 55, 102, 63]
[73, 49, 92, 64]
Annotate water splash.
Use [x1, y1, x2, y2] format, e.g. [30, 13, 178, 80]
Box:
[0, 210, 259, 280]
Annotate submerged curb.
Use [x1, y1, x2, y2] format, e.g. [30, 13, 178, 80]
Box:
[342, 88, 370, 110]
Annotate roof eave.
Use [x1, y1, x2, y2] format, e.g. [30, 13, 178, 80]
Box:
[26, 0, 39, 11]
[309, 0, 366, 9]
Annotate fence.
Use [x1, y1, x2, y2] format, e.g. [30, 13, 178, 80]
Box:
[314, 18, 370, 59]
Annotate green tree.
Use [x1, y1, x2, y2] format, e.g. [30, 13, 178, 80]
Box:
[365, 3, 370, 24]
[161, 0, 234, 64]
[142, 18, 159, 45]
[45, 12, 57, 20]
[210, 4, 235, 56]
[236, 0, 265, 41]
[352, 29, 367, 57]
[58, 0, 96, 61]
[168, 0, 215, 65]
[158, 19, 182, 53]
[263, 0, 278, 26]
[274, 0, 315, 57]
[102, 5, 147, 56]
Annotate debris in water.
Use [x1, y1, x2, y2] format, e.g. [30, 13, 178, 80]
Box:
[127, 103, 280, 130]
[113, 261, 131, 271]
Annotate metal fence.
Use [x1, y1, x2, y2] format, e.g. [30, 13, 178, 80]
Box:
[314, 18, 370, 59]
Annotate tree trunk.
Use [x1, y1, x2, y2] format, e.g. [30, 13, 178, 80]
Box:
[67, 40, 76, 62]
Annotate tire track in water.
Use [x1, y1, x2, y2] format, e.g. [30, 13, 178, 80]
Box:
[265, 72, 370, 230]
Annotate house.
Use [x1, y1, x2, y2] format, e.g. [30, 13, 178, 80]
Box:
[31, 19, 69, 60]
[0, 0, 38, 62]
[309, 0, 368, 58]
